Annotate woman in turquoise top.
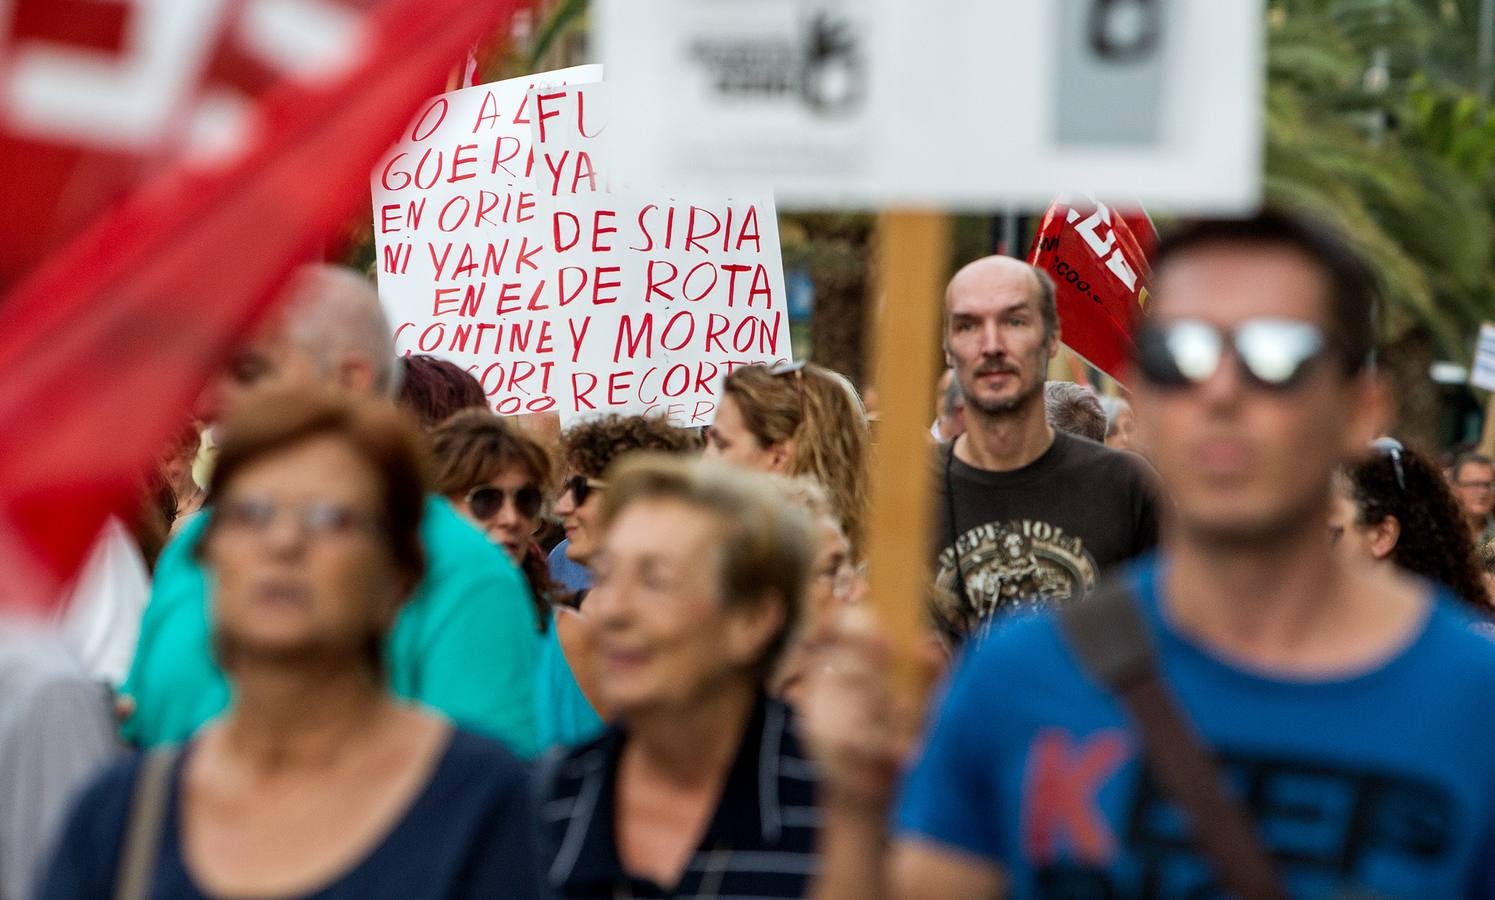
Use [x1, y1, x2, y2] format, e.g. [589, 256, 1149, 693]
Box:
[118, 438, 545, 755]
[427, 410, 606, 749]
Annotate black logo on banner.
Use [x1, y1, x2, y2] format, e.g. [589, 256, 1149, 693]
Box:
[688, 7, 866, 116]
[1088, 0, 1163, 63]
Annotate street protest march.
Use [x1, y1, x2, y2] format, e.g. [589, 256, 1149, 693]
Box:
[372, 67, 790, 426]
[10, 3, 1495, 900]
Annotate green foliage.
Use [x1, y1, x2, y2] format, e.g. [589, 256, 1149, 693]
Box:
[528, 0, 588, 70]
[1268, 0, 1495, 360]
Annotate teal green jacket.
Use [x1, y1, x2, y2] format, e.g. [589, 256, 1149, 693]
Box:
[119, 496, 544, 757]
[534, 612, 606, 751]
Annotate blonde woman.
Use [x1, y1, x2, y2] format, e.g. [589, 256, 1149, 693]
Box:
[704, 362, 871, 553]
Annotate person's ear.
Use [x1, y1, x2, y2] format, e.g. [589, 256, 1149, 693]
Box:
[723, 593, 787, 670]
[768, 439, 796, 474]
[1367, 515, 1401, 561]
[336, 354, 380, 396]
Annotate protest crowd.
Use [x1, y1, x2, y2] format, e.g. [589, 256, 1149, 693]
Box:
[15, 3, 1495, 899]
[11, 204, 1495, 899]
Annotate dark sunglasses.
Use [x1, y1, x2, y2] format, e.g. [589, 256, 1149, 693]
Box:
[1134, 318, 1333, 391]
[562, 474, 608, 507]
[1370, 436, 1406, 492]
[465, 484, 543, 520]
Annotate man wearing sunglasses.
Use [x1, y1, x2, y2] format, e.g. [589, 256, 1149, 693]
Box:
[809, 211, 1495, 897]
[933, 254, 1159, 642]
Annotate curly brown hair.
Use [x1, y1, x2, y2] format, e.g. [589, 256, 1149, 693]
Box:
[560, 414, 701, 480]
[1343, 442, 1492, 614]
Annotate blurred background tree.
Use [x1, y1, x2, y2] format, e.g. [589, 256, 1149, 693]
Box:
[1265, 0, 1495, 448]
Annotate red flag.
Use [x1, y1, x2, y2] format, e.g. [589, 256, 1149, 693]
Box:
[1117, 207, 1159, 261]
[0, 0, 531, 611]
[1028, 198, 1152, 384]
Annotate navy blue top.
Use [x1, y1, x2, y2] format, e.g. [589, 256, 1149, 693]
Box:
[38, 728, 544, 899]
[898, 556, 1495, 897]
[538, 696, 820, 898]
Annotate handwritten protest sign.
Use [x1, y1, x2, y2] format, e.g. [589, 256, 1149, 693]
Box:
[371, 68, 789, 425]
[528, 83, 788, 425]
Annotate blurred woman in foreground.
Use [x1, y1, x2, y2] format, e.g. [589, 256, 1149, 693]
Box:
[1330, 437, 1492, 613]
[41, 392, 542, 899]
[538, 456, 820, 898]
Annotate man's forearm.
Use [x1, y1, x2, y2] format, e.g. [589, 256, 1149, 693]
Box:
[814, 802, 892, 900]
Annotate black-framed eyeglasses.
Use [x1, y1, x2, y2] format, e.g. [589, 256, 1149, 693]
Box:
[562, 474, 608, 506]
[1134, 318, 1335, 392]
[1370, 436, 1406, 492]
[465, 484, 544, 520]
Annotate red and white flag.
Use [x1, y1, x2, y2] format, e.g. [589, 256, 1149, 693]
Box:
[1029, 197, 1154, 384]
[0, 0, 532, 611]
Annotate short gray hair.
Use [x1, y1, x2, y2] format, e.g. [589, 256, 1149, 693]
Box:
[280, 265, 399, 397]
[1045, 381, 1106, 443]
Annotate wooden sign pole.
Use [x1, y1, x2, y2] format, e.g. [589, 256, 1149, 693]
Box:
[865, 210, 950, 697]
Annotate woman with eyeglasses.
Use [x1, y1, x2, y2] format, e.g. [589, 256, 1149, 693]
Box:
[40, 391, 543, 899]
[705, 362, 871, 554]
[1329, 438, 1493, 614]
[535, 415, 700, 750]
[430, 409, 555, 633]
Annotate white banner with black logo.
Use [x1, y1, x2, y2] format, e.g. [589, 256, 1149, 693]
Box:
[599, 0, 1263, 212]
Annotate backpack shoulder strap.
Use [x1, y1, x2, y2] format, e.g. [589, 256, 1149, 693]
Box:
[113, 747, 179, 900]
[1059, 581, 1287, 900]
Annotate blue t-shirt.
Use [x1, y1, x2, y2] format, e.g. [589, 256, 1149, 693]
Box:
[898, 558, 1495, 897]
[548, 540, 592, 594]
[38, 729, 544, 899]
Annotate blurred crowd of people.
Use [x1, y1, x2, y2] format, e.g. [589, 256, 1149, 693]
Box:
[9, 208, 1495, 898]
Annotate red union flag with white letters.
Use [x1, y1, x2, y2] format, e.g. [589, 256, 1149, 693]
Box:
[1028, 197, 1153, 384]
[0, 0, 530, 611]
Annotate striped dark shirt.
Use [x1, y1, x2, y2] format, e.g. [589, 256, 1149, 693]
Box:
[538, 696, 820, 899]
